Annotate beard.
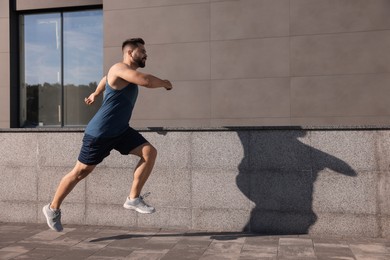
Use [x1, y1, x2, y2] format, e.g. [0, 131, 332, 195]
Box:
[135, 57, 146, 68]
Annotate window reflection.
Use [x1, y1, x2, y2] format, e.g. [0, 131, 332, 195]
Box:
[20, 10, 102, 127]
[20, 13, 62, 127]
[64, 10, 103, 126]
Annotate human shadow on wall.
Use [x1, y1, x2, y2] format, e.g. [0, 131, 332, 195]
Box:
[235, 129, 357, 235]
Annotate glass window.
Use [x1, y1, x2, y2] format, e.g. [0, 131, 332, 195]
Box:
[19, 10, 102, 127]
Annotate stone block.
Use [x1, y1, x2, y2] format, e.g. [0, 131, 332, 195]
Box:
[380, 217, 390, 238]
[192, 169, 250, 210]
[104, 3, 209, 45]
[0, 0, 8, 18]
[0, 85, 10, 126]
[249, 210, 318, 234]
[291, 31, 390, 76]
[103, 0, 209, 11]
[291, 115, 390, 127]
[86, 204, 136, 227]
[376, 131, 390, 172]
[55, 202, 85, 225]
[0, 166, 37, 201]
[378, 171, 390, 216]
[310, 131, 377, 172]
[145, 42, 210, 81]
[0, 133, 37, 167]
[211, 37, 289, 79]
[134, 81, 211, 123]
[313, 170, 377, 215]
[141, 132, 191, 170]
[0, 18, 9, 52]
[37, 133, 83, 167]
[101, 149, 140, 168]
[132, 118, 213, 129]
[210, 78, 290, 119]
[0, 53, 9, 90]
[141, 167, 191, 208]
[291, 74, 390, 119]
[38, 166, 84, 204]
[137, 207, 191, 229]
[86, 167, 133, 204]
[310, 213, 379, 238]
[192, 208, 250, 231]
[249, 170, 315, 213]
[249, 130, 311, 171]
[211, 0, 289, 40]
[290, 74, 390, 121]
[0, 201, 37, 223]
[210, 117, 291, 128]
[191, 131, 248, 171]
[16, 0, 102, 10]
[291, 0, 390, 35]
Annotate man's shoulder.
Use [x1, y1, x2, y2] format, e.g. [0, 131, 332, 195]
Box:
[111, 62, 135, 71]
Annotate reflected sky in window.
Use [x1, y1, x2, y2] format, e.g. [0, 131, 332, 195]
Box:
[23, 10, 103, 86]
[23, 13, 61, 85]
[64, 10, 103, 86]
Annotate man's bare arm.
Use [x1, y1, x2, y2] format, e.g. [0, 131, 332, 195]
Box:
[116, 65, 172, 90]
[85, 76, 106, 105]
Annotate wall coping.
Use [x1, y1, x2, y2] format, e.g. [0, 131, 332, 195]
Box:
[2, 125, 390, 133]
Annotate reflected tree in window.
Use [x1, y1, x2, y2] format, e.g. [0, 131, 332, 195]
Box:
[20, 10, 103, 127]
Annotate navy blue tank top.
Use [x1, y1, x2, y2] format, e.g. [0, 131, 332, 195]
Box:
[85, 82, 138, 138]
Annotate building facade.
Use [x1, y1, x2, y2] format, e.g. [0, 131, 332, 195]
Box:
[2, 1, 390, 237]
[1, 0, 390, 129]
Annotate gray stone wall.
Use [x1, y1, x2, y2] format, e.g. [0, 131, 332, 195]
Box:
[2, 0, 390, 127]
[1, 128, 390, 238]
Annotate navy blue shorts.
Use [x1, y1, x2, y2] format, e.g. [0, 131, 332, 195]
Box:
[78, 127, 148, 165]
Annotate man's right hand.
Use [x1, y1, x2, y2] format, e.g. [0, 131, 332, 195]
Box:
[164, 80, 173, 91]
[84, 93, 97, 105]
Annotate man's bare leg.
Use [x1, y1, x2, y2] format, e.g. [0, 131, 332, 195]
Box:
[43, 161, 96, 231]
[128, 143, 157, 199]
[51, 161, 96, 209]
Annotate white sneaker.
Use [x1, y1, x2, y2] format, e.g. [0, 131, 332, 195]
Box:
[123, 192, 155, 214]
[42, 204, 63, 232]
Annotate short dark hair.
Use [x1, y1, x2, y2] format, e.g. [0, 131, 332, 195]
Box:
[122, 38, 145, 51]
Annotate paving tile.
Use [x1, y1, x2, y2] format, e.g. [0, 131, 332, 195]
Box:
[349, 243, 390, 259]
[47, 248, 97, 260]
[126, 249, 169, 259]
[241, 244, 278, 258]
[88, 247, 133, 258]
[1, 223, 390, 259]
[86, 257, 126, 260]
[314, 242, 355, 259]
[24, 228, 74, 242]
[160, 239, 210, 260]
[0, 245, 33, 260]
[278, 238, 316, 258]
[12, 247, 64, 259]
[200, 241, 244, 259]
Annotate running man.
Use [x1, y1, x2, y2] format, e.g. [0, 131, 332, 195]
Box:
[43, 38, 172, 232]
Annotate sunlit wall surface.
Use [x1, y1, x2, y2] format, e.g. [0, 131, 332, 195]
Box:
[19, 10, 102, 127]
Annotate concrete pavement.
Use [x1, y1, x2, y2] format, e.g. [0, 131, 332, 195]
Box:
[1, 222, 390, 259]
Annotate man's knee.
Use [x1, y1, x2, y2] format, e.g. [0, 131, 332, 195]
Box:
[72, 162, 95, 180]
[144, 144, 157, 161]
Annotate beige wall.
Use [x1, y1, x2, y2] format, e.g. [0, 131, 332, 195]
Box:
[3, 0, 390, 128]
[16, 0, 102, 11]
[0, 0, 9, 128]
[103, 0, 390, 127]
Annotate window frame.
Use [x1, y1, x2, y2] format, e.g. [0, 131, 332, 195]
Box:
[12, 4, 103, 128]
